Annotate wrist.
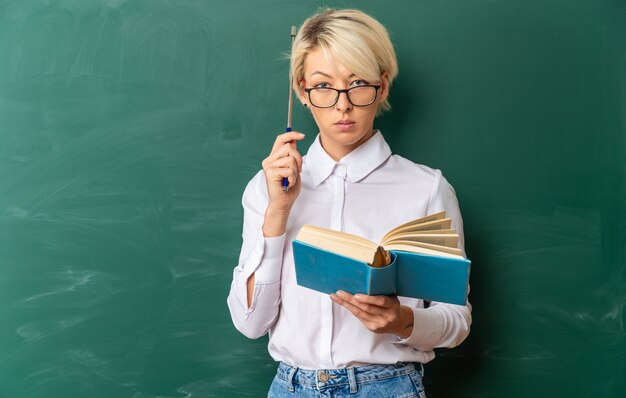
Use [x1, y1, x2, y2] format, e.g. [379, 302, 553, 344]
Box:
[262, 207, 290, 237]
[265, 205, 291, 217]
[395, 305, 414, 339]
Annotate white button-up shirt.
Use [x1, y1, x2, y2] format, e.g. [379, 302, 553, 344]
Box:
[227, 130, 471, 369]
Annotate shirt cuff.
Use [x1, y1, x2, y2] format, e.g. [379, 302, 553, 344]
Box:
[251, 232, 286, 284]
[392, 307, 442, 350]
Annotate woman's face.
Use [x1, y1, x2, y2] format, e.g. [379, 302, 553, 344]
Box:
[299, 47, 388, 161]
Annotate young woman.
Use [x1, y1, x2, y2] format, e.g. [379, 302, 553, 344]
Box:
[227, 8, 471, 397]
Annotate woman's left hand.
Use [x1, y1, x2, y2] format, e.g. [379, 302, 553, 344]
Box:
[330, 291, 414, 338]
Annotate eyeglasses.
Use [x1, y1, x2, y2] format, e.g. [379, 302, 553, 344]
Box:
[303, 84, 381, 108]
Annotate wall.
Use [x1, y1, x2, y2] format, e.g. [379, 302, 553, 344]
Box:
[0, 0, 624, 396]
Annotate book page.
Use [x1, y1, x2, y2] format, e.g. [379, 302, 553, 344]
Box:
[383, 240, 462, 256]
[391, 229, 456, 235]
[296, 227, 377, 264]
[381, 218, 452, 243]
[383, 243, 465, 260]
[301, 224, 378, 249]
[381, 211, 447, 242]
[384, 233, 459, 248]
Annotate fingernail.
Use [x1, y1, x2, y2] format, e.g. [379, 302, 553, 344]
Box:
[298, 133, 305, 136]
[336, 291, 345, 298]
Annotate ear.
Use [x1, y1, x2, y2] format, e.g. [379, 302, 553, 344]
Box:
[379, 72, 390, 103]
[296, 79, 307, 106]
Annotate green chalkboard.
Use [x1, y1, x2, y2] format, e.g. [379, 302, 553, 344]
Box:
[1, 0, 624, 397]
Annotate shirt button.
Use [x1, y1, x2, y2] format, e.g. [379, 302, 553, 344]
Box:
[335, 163, 347, 177]
[318, 372, 330, 382]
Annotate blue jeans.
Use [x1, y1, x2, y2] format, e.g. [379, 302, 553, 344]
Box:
[268, 361, 426, 397]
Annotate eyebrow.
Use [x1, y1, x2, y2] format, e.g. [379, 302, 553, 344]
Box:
[310, 71, 356, 79]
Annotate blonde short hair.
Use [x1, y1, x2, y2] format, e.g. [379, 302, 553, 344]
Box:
[290, 8, 398, 115]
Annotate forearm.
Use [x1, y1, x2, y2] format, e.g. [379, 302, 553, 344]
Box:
[395, 301, 472, 350]
[229, 165, 296, 339]
[228, 226, 286, 339]
[227, 276, 281, 339]
[244, 208, 290, 307]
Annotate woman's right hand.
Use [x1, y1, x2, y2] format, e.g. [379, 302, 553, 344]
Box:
[262, 131, 305, 216]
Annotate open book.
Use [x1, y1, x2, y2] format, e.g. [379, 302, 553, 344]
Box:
[295, 211, 463, 267]
[292, 211, 471, 305]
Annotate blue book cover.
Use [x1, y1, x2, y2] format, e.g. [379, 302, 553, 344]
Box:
[292, 240, 470, 305]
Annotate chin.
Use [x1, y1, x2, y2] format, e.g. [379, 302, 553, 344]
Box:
[318, 127, 373, 159]
[343, 127, 372, 139]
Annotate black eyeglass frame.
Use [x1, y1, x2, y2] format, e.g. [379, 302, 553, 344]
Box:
[303, 84, 382, 108]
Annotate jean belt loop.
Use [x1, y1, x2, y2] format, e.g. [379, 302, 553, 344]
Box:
[418, 362, 424, 377]
[347, 367, 358, 394]
[287, 365, 297, 392]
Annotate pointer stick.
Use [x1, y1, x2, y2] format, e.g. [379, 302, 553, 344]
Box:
[283, 25, 297, 192]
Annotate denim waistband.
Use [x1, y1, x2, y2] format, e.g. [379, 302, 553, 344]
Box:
[276, 361, 423, 390]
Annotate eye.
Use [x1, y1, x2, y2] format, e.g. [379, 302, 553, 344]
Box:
[351, 79, 369, 87]
[314, 82, 331, 89]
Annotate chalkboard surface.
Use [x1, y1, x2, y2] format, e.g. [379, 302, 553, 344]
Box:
[1, 0, 624, 397]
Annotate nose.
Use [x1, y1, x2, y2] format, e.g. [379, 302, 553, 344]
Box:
[335, 90, 352, 111]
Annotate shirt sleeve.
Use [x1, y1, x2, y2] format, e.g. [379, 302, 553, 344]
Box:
[393, 169, 472, 351]
[226, 171, 285, 339]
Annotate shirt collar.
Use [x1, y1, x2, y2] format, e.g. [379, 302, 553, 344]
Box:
[305, 130, 392, 186]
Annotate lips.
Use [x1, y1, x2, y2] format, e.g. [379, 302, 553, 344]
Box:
[334, 120, 356, 131]
[334, 120, 356, 130]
